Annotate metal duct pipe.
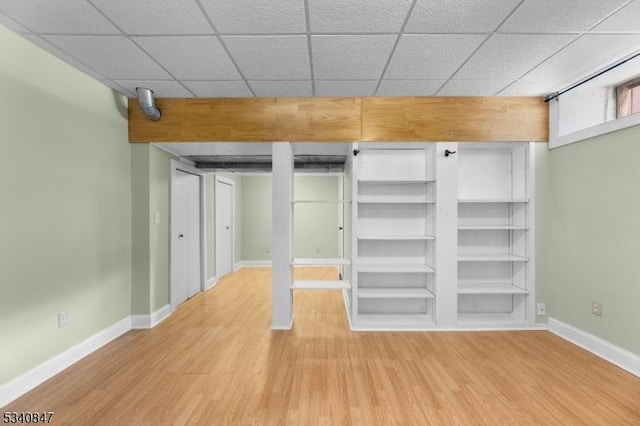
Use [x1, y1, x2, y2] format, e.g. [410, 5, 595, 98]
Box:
[135, 87, 161, 121]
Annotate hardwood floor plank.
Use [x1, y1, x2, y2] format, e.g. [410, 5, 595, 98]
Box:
[4, 267, 640, 424]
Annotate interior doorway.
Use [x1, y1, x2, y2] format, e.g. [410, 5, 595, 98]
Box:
[215, 176, 234, 279]
[170, 161, 205, 310]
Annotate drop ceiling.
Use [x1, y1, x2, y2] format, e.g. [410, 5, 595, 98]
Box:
[1, 0, 640, 98]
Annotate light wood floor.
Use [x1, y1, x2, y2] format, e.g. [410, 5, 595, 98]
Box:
[6, 267, 640, 425]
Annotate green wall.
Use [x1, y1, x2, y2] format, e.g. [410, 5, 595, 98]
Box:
[130, 145, 176, 314]
[0, 26, 130, 385]
[537, 125, 640, 355]
[240, 174, 341, 261]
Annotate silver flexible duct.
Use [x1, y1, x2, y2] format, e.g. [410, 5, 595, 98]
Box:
[135, 87, 161, 121]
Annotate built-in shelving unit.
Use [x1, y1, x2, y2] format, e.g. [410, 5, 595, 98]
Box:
[352, 144, 436, 328]
[456, 143, 532, 326]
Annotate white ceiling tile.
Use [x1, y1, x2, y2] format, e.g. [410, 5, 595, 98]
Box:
[0, 0, 119, 34]
[385, 35, 487, 80]
[200, 0, 306, 34]
[100, 80, 135, 97]
[377, 80, 445, 96]
[406, 0, 521, 33]
[91, 0, 212, 35]
[0, 12, 30, 33]
[249, 81, 312, 97]
[133, 36, 239, 80]
[438, 80, 514, 96]
[521, 34, 640, 89]
[113, 80, 193, 98]
[315, 80, 378, 96]
[499, 0, 629, 33]
[24, 35, 106, 80]
[312, 35, 396, 80]
[182, 81, 253, 97]
[309, 0, 413, 33]
[594, 1, 640, 31]
[42, 36, 171, 80]
[223, 36, 310, 80]
[454, 34, 577, 80]
[497, 80, 556, 96]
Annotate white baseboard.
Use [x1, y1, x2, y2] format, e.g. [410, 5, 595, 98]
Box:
[131, 304, 171, 329]
[0, 316, 132, 408]
[235, 260, 272, 269]
[206, 276, 217, 290]
[548, 317, 640, 378]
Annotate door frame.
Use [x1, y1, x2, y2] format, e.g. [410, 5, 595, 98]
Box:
[215, 175, 235, 279]
[170, 159, 206, 311]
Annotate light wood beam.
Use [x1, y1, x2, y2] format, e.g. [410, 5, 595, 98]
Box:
[362, 97, 548, 142]
[128, 96, 548, 143]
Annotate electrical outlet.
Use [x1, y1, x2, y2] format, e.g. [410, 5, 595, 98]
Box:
[58, 312, 68, 328]
[592, 301, 602, 317]
[536, 302, 546, 315]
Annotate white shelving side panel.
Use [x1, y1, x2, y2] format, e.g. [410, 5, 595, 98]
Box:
[291, 280, 351, 290]
[292, 258, 351, 266]
[358, 288, 434, 298]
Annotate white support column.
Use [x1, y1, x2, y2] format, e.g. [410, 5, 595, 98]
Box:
[435, 142, 458, 327]
[271, 142, 294, 329]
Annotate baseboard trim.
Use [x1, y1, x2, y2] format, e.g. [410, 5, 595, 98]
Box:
[131, 304, 171, 329]
[548, 317, 640, 378]
[206, 276, 217, 290]
[235, 260, 272, 269]
[0, 316, 132, 408]
[342, 289, 353, 330]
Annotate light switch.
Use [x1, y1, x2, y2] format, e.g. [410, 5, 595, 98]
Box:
[154, 212, 161, 225]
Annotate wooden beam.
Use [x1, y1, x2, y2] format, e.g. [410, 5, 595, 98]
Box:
[361, 97, 548, 142]
[128, 96, 548, 143]
[128, 97, 362, 142]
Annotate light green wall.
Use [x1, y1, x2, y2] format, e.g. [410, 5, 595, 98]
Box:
[130, 145, 176, 313]
[240, 174, 341, 261]
[0, 27, 130, 385]
[241, 175, 272, 261]
[537, 125, 640, 355]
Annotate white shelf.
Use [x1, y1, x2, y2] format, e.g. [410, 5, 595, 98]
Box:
[457, 313, 528, 327]
[356, 314, 434, 328]
[358, 288, 434, 298]
[291, 280, 351, 290]
[358, 263, 435, 273]
[458, 198, 529, 203]
[358, 179, 435, 184]
[292, 200, 351, 203]
[357, 198, 435, 204]
[458, 282, 528, 295]
[458, 225, 528, 230]
[358, 234, 435, 240]
[458, 254, 528, 262]
[292, 258, 351, 266]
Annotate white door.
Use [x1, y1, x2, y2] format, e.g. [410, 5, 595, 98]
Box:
[171, 170, 201, 309]
[215, 179, 234, 279]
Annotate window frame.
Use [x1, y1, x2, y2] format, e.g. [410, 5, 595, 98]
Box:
[616, 75, 640, 118]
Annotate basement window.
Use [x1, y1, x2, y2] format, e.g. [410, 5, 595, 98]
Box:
[616, 76, 640, 118]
